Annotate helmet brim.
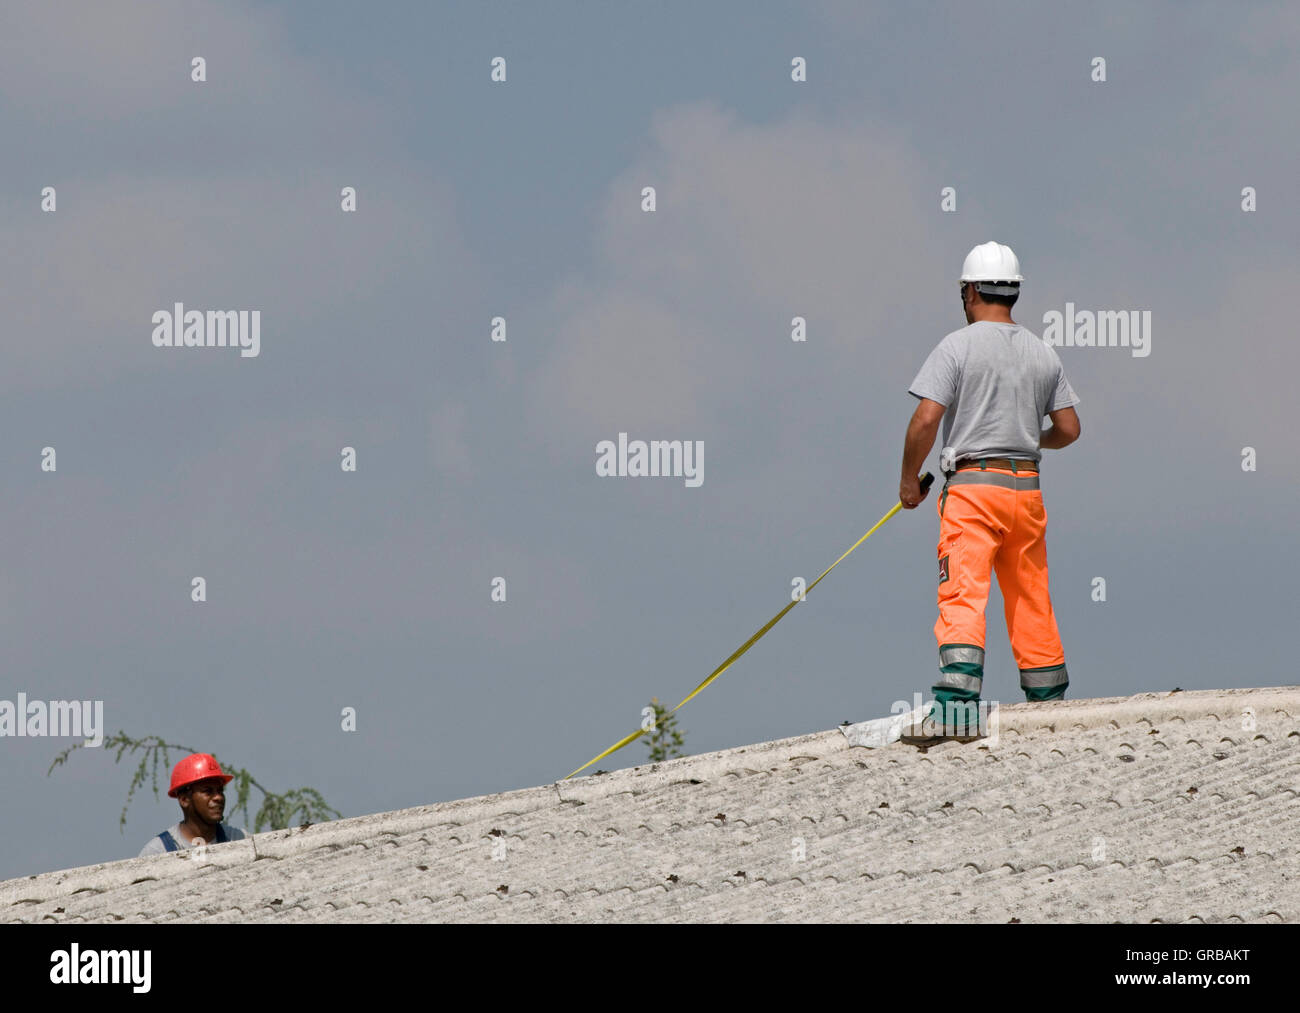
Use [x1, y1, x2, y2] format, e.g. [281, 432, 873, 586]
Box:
[168, 773, 234, 798]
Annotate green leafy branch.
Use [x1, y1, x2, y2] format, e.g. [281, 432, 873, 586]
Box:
[48, 731, 341, 833]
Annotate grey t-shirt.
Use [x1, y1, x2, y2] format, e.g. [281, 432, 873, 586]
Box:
[137, 822, 248, 857]
[908, 320, 1079, 465]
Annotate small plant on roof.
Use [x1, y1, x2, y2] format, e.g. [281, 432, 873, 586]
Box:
[645, 697, 686, 763]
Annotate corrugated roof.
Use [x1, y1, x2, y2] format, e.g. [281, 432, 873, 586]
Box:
[4, 687, 1298, 923]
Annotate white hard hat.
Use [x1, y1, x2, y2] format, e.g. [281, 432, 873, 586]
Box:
[960, 242, 1023, 295]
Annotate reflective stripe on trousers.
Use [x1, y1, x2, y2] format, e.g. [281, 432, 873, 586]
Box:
[1021, 663, 1068, 690]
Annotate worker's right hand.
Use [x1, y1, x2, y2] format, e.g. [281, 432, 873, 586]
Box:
[900, 474, 927, 509]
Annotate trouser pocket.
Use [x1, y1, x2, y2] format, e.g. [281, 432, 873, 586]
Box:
[937, 531, 960, 593]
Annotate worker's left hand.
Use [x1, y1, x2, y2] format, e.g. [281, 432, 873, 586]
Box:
[899, 474, 927, 509]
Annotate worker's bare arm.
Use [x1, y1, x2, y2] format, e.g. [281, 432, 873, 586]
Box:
[1039, 406, 1080, 450]
[899, 398, 945, 507]
[902, 398, 945, 475]
[912, 397, 947, 428]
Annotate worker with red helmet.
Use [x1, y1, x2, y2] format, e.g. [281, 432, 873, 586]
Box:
[136, 752, 249, 857]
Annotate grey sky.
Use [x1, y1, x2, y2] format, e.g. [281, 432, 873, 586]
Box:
[1, 0, 1295, 882]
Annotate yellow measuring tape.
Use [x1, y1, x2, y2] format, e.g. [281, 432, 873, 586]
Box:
[563, 471, 935, 780]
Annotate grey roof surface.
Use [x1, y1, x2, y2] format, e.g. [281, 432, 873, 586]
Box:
[4, 687, 1298, 923]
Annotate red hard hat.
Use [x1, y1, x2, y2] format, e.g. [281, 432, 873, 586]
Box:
[167, 753, 233, 797]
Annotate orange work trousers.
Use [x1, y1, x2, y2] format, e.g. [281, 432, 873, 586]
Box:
[932, 465, 1068, 707]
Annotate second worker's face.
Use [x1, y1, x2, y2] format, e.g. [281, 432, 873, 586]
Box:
[181, 779, 226, 824]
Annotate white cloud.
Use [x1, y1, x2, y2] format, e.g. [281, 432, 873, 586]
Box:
[529, 101, 971, 454]
[1, 167, 469, 391]
[0, 0, 345, 130]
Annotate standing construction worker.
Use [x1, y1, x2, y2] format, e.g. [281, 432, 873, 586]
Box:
[898, 242, 1080, 741]
[137, 753, 249, 857]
